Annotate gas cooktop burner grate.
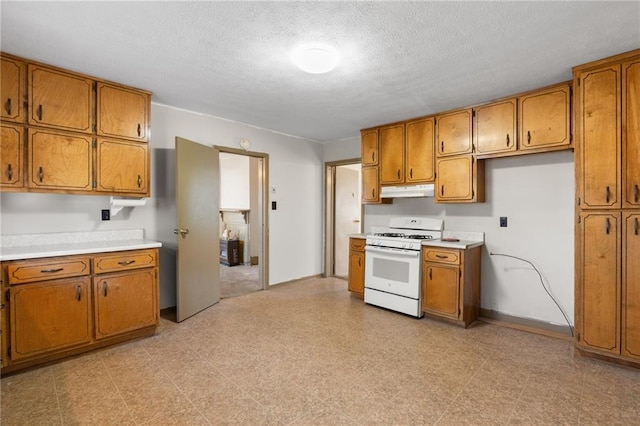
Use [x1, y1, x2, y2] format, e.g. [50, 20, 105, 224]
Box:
[373, 233, 434, 240]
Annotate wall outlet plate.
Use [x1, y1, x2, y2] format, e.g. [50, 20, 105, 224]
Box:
[101, 209, 110, 221]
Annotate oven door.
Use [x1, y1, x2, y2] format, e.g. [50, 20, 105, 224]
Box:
[364, 245, 421, 299]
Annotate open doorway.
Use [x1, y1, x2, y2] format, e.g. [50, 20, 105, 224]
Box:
[217, 147, 269, 298]
[325, 159, 362, 279]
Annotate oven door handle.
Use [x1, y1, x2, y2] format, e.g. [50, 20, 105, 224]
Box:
[365, 246, 420, 257]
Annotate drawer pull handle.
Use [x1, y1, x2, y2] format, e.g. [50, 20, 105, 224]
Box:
[440, 185, 444, 196]
[397, 169, 400, 179]
[527, 130, 531, 144]
[7, 163, 12, 181]
[137, 175, 142, 188]
[41, 267, 64, 273]
[118, 260, 136, 266]
[429, 268, 432, 280]
[435, 254, 448, 259]
[358, 257, 361, 267]
[506, 133, 510, 147]
[605, 218, 611, 235]
[38, 166, 44, 183]
[371, 152, 375, 162]
[635, 184, 639, 203]
[409, 168, 413, 179]
[635, 218, 639, 236]
[440, 141, 444, 152]
[137, 123, 142, 137]
[76, 285, 82, 301]
[5, 98, 11, 115]
[37, 104, 43, 121]
[103, 281, 108, 297]
[606, 186, 611, 204]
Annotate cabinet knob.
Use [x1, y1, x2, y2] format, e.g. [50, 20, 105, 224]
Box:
[37, 104, 43, 121]
[76, 285, 82, 301]
[397, 169, 400, 179]
[5, 98, 11, 115]
[605, 218, 611, 235]
[605, 186, 611, 204]
[440, 141, 444, 152]
[137, 123, 142, 137]
[409, 168, 413, 179]
[506, 134, 510, 147]
[137, 175, 142, 188]
[38, 166, 44, 183]
[103, 281, 108, 297]
[635, 218, 639, 236]
[634, 184, 639, 203]
[527, 130, 531, 144]
[6, 163, 12, 181]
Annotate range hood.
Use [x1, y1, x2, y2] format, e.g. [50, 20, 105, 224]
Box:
[380, 184, 435, 198]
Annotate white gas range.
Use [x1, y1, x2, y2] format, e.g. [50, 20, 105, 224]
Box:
[364, 217, 444, 317]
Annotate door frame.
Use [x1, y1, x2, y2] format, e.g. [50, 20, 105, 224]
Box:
[215, 145, 269, 291]
[324, 158, 363, 278]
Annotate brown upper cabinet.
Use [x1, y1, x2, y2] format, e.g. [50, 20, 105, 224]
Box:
[435, 109, 473, 157]
[435, 155, 484, 203]
[0, 124, 24, 189]
[474, 82, 572, 159]
[1, 56, 26, 123]
[405, 117, 435, 183]
[474, 99, 517, 156]
[519, 83, 571, 152]
[575, 56, 640, 209]
[361, 128, 378, 166]
[28, 64, 94, 134]
[97, 83, 150, 142]
[0, 52, 152, 197]
[379, 123, 405, 185]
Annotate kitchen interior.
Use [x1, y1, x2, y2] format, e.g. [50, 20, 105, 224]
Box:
[1, 2, 640, 424]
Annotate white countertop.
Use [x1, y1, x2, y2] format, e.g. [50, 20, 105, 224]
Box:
[422, 230, 484, 250]
[0, 230, 162, 261]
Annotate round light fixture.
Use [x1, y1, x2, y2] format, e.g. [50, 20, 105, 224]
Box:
[291, 44, 339, 74]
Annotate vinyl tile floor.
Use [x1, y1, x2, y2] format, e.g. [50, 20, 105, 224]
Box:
[2, 277, 640, 425]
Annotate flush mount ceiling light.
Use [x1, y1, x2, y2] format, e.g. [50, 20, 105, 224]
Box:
[291, 44, 340, 74]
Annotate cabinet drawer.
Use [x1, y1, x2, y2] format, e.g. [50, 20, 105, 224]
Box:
[6, 257, 90, 285]
[93, 249, 157, 274]
[350, 238, 366, 251]
[423, 249, 460, 265]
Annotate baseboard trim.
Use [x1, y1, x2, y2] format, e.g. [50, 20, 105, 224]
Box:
[479, 308, 573, 341]
[270, 274, 324, 287]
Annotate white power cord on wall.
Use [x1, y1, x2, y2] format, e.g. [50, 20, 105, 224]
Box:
[489, 251, 574, 337]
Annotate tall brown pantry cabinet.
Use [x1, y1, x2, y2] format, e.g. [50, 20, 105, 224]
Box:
[574, 49, 640, 365]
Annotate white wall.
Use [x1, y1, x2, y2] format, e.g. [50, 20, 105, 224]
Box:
[220, 154, 250, 209]
[0, 103, 324, 309]
[323, 136, 574, 327]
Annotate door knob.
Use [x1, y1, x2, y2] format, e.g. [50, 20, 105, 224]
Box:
[173, 228, 189, 237]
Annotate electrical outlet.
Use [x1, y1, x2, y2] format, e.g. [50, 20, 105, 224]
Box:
[101, 209, 110, 221]
[499, 216, 507, 227]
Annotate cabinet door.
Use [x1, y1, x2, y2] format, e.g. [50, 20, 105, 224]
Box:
[423, 263, 459, 319]
[96, 138, 149, 195]
[97, 83, 150, 141]
[519, 84, 571, 150]
[1, 56, 25, 123]
[0, 124, 24, 188]
[577, 66, 621, 209]
[10, 277, 91, 360]
[28, 64, 93, 133]
[623, 213, 640, 359]
[379, 124, 404, 184]
[405, 117, 435, 183]
[28, 129, 92, 192]
[435, 155, 474, 202]
[361, 129, 378, 166]
[348, 251, 365, 295]
[362, 165, 380, 203]
[94, 269, 158, 339]
[474, 99, 517, 155]
[579, 212, 621, 354]
[623, 60, 640, 208]
[436, 109, 472, 156]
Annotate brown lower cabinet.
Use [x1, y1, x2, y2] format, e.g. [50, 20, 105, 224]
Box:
[348, 237, 365, 297]
[421, 246, 481, 327]
[1, 248, 159, 374]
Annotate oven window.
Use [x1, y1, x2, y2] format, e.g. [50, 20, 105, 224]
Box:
[372, 258, 409, 283]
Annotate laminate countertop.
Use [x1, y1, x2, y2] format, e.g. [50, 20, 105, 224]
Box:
[0, 230, 161, 261]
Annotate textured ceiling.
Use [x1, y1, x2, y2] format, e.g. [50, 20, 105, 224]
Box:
[1, 2, 639, 143]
